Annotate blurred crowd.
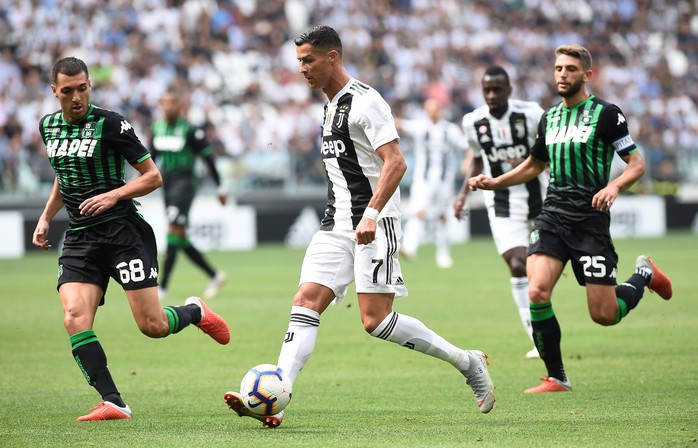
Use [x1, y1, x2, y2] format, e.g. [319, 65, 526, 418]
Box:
[1, 0, 697, 196]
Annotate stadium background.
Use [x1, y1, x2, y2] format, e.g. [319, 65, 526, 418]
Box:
[0, 0, 697, 252]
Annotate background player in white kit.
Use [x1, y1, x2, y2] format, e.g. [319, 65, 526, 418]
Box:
[398, 98, 467, 269]
[454, 65, 547, 359]
[224, 25, 495, 427]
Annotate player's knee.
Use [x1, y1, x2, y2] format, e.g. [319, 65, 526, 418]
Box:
[509, 258, 527, 277]
[528, 284, 551, 303]
[63, 307, 92, 333]
[589, 307, 617, 326]
[137, 317, 169, 338]
[362, 317, 380, 334]
[292, 290, 319, 309]
[63, 308, 78, 328]
[361, 311, 390, 334]
[504, 248, 528, 277]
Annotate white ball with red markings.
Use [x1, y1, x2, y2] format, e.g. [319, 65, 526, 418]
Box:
[240, 364, 292, 416]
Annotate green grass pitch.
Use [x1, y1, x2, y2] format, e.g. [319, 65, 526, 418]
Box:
[0, 232, 696, 447]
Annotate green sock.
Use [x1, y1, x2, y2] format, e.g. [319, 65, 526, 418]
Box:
[530, 302, 566, 382]
[70, 330, 124, 407]
[163, 304, 201, 335]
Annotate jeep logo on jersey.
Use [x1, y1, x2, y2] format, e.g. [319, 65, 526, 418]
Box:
[45, 138, 97, 158]
[322, 138, 347, 157]
[487, 143, 528, 163]
[545, 125, 593, 145]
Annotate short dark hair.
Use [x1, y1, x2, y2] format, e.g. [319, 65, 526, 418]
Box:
[294, 25, 342, 56]
[555, 45, 593, 70]
[52, 57, 89, 84]
[483, 65, 510, 85]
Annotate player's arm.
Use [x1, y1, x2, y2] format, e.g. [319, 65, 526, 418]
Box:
[200, 153, 227, 205]
[591, 105, 644, 212]
[79, 156, 162, 217]
[193, 127, 227, 205]
[32, 178, 64, 250]
[455, 115, 483, 218]
[355, 139, 406, 245]
[471, 111, 548, 192]
[592, 151, 645, 212]
[454, 149, 481, 220]
[469, 155, 546, 191]
[148, 130, 158, 160]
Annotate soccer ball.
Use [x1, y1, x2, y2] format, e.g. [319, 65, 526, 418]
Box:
[240, 364, 292, 416]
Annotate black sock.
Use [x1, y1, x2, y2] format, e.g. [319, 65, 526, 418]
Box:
[614, 273, 647, 323]
[70, 330, 125, 407]
[163, 304, 202, 334]
[161, 242, 180, 290]
[182, 241, 216, 278]
[530, 302, 567, 382]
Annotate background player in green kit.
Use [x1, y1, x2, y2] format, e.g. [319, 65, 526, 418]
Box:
[468, 45, 673, 394]
[150, 91, 228, 300]
[32, 57, 230, 421]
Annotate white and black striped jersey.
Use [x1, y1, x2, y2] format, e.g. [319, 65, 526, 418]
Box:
[319, 78, 401, 231]
[401, 118, 465, 186]
[462, 99, 547, 221]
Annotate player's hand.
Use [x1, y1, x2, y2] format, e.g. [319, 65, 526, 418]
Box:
[468, 174, 493, 191]
[32, 220, 52, 250]
[79, 191, 118, 216]
[216, 186, 228, 206]
[592, 185, 619, 212]
[354, 217, 377, 245]
[454, 194, 468, 220]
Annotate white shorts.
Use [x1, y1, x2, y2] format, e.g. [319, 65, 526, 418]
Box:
[487, 212, 532, 255]
[299, 218, 408, 302]
[409, 179, 453, 218]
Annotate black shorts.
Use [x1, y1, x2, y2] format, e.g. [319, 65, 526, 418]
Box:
[528, 219, 618, 286]
[164, 180, 195, 227]
[58, 214, 160, 305]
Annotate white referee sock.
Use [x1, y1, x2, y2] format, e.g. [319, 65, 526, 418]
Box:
[370, 312, 469, 371]
[434, 218, 449, 255]
[511, 276, 533, 340]
[277, 306, 320, 384]
[402, 217, 424, 256]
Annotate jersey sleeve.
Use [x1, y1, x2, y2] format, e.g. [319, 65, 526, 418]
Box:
[103, 112, 151, 165]
[398, 118, 418, 139]
[599, 103, 637, 156]
[148, 130, 158, 159]
[527, 103, 545, 147]
[38, 114, 50, 144]
[357, 94, 399, 150]
[446, 122, 467, 151]
[461, 113, 482, 159]
[530, 114, 549, 163]
[188, 126, 221, 185]
[187, 126, 213, 157]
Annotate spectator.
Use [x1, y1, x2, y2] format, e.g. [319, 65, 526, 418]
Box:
[0, 0, 695, 194]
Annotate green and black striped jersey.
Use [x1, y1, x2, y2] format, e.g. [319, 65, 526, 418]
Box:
[149, 118, 216, 188]
[39, 104, 152, 229]
[531, 95, 637, 222]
